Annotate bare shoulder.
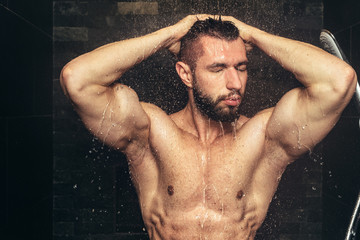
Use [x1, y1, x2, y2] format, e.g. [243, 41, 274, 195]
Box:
[240, 108, 274, 132]
[258, 107, 296, 168]
[242, 108, 293, 169]
[141, 102, 177, 126]
[141, 102, 182, 138]
[254, 107, 274, 119]
[123, 102, 175, 162]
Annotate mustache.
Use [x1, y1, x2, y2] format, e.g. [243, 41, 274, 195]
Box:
[215, 90, 244, 104]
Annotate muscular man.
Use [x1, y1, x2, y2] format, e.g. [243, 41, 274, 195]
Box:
[60, 15, 357, 239]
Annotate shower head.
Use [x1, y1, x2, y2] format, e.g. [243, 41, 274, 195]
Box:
[319, 29, 349, 63]
[320, 30, 360, 240]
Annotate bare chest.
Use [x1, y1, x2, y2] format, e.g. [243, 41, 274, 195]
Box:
[130, 123, 282, 237]
[151, 135, 264, 211]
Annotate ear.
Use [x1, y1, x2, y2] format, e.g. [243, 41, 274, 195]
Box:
[175, 61, 194, 88]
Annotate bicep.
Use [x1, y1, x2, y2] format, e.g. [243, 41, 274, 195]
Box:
[72, 83, 150, 150]
[266, 87, 342, 158]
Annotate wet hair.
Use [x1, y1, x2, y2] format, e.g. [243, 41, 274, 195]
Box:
[178, 17, 240, 70]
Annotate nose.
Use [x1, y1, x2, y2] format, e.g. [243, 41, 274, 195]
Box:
[226, 67, 244, 91]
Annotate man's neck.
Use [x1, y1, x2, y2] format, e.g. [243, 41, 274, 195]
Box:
[173, 102, 236, 144]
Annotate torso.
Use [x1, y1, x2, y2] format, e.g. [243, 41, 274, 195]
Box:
[124, 104, 290, 240]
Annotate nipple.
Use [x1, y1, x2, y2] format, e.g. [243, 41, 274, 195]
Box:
[236, 190, 244, 200]
[167, 185, 174, 196]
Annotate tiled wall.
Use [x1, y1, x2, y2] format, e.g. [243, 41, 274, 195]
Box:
[2, 1, 359, 240]
[52, 0, 326, 239]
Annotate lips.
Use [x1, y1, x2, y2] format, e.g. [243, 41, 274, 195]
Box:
[223, 95, 241, 106]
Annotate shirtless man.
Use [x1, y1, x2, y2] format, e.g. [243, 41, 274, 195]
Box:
[60, 15, 357, 239]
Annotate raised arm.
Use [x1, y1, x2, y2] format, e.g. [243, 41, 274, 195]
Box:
[228, 17, 357, 160]
[60, 15, 205, 151]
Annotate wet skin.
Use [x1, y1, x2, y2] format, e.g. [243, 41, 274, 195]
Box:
[123, 37, 289, 239]
[131, 106, 282, 240]
[61, 16, 356, 239]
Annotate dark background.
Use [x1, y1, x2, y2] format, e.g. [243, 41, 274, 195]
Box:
[322, 0, 360, 239]
[0, 0, 53, 239]
[1, 0, 359, 239]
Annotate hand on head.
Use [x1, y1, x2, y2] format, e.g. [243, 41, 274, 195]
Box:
[219, 15, 254, 51]
[167, 14, 254, 56]
[167, 14, 213, 55]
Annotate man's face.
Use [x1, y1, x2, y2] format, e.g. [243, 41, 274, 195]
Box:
[191, 36, 248, 122]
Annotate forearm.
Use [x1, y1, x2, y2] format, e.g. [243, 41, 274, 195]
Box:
[247, 27, 354, 89]
[61, 25, 178, 92]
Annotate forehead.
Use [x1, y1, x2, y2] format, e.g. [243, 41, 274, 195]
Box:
[196, 36, 247, 64]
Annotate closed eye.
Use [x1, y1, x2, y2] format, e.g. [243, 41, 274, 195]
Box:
[208, 63, 227, 73]
[212, 67, 225, 72]
[235, 62, 248, 72]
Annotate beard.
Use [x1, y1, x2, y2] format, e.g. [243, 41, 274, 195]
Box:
[192, 80, 244, 123]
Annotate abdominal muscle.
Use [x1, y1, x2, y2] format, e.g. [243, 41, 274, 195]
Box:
[130, 143, 274, 239]
[127, 109, 279, 240]
[141, 188, 264, 240]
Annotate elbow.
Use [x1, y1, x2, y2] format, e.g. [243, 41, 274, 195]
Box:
[339, 65, 357, 99]
[59, 65, 71, 96]
[60, 63, 84, 98]
[347, 66, 357, 89]
[326, 65, 358, 101]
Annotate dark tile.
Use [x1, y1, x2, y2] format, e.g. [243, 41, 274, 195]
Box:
[53, 1, 88, 16]
[278, 222, 301, 234]
[54, 222, 75, 236]
[300, 222, 322, 234]
[307, 209, 322, 222]
[54, 195, 75, 209]
[74, 221, 113, 235]
[323, 116, 360, 240]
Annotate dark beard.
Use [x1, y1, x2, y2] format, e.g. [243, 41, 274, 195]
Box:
[193, 83, 243, 122]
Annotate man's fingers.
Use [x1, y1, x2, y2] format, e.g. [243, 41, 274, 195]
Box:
[245, 42, 254, 52]
[194, 14, 215, 21]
